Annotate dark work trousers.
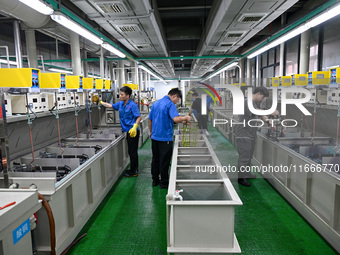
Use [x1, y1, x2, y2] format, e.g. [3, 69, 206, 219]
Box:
[151, 139, 173, 185]
[236, 137, 255, 178]
[126, 130, 140, 173]
[198, 115, 208, 130]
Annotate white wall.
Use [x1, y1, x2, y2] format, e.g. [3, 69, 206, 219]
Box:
[151, 80, 178, 99]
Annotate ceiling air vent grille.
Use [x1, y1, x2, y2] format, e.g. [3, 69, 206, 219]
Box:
[238, 14, 265, 23]
[226, 33, 243, 38]
[94, 1, 129, 13]
[219, 43, 233, 47]
[136, 44, 150, 49]
[116, 24, 140, 33]
[98, 4, 123, 13]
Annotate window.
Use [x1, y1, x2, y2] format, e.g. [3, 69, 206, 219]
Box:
[322, 15, 340, 70]
[309, 27, 319, 71]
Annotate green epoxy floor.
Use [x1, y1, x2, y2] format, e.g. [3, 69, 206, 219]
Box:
[69, 124, 337, 255]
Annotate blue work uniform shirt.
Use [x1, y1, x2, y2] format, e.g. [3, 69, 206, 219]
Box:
[112, 99, 141, 132]
[149, 95, 180, 142]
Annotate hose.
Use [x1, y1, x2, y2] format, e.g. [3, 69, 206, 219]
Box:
[98, 107, 103, 134]
[89, 111, 93, 136]
[29, 125, 35, 169]
[60, 233, 87, 255]
[38, 193, 56, 255]
[337, 117, 339, 146]
[57, 119, 64, 154]
[75, 115, 80, 147]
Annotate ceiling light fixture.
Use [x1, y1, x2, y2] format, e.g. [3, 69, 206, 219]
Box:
[19, 0, 54, 15]
[102, 43, 126, 58]
[248, 3, 340, 59]
[51, 12, 103, 45]
[203, 62, 238, 81]
[139, 65, 166, 84]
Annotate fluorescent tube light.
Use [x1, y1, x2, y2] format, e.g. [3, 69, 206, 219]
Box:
[139, 65, 166, 83]
[203, 62, 239, 81]
[49, 68, 73, 74]
[19, 0, 53, 15]
[247, 3, 340, 59]
[102, 43, 126, 58]
[51, 13, 103, 45]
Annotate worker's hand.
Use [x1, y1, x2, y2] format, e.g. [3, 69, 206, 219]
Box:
[209, 111, 213, 118]
[92, 95, 99, 104]
[99, 100, 103, 105]
[184, 116, 191, 122]
[128, 123, 138, 138]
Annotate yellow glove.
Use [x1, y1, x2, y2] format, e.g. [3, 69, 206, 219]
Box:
[209, 111, 213, 118]
[92, 95, 99, 103]
[128, 123, 138, 138]
[99, 100, 103, 105]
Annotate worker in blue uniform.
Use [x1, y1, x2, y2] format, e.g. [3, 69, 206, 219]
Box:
[99, 86, 141, 177]
[235, 87, 278, 187]
[148, 88, 191, 189]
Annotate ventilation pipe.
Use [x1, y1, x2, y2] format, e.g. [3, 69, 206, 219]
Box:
[0, 0, 51, 28]
[13, 20, 23, 68]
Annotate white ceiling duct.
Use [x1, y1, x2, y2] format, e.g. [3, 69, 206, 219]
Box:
[0, 0, 51, 28]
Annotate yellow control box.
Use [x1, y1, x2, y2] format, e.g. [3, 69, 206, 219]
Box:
[105, 80, 111, 90]
[123, 84, 138, 90]
[308, 71, 331, 86]
[95, 79, 104, 90]
[0, 68, 40, 91]
[40, 73, 66, 90]
[83, 77, 95, 90]
[291, 74, 308, 86]
[65, 75, 82, 90]
[272, 77, 280, 87]
[280, 76, 291, 87]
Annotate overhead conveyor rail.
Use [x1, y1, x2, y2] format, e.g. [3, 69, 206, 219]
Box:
[166, 134, 242, 254]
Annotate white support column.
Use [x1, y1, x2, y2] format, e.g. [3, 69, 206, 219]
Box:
[118, 60, 125, 90]
[144, 71, 148, 91]
[148, 73, 150, 91]
[239, 58, 245, 84]
[247, 58, 252, 86]
[100, 47, 104, 78]
[70, 31, 81, 75]
[300, 30, 310, 74]
[25, 30, 38, 68]
[182, 80, 186, 106]
[256, 55, 260, 87]
[279, 43, 284, 76]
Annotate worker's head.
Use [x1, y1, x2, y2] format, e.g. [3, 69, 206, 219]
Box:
[252, 86, 269, 103]
[120, 86, 132, 101]
[168, 88, 182, 104]
[192, 92, 199, 99]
